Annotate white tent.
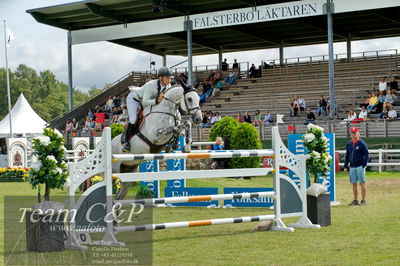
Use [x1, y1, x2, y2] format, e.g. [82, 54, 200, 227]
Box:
[0, 93, 47, 137]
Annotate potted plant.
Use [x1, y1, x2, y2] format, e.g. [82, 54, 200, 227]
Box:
[302, 124, 332, 226]
[26, 128, 69, 252]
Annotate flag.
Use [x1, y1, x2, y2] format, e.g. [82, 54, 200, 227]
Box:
[6, 27, 15, 48]
[276, 114, 284, 124]
[287, 125, 297, 132]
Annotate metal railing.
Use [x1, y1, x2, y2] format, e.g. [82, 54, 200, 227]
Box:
[337, 149, 400, 172]
[262, 49, 398, 67]
[171, 61, 250, 78]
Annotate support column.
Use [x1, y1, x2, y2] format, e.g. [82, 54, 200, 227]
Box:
[218, 47, 223, 69]
[67, 31, 74, 111]
[326, 0, 336, 117]
[279, 43, 284, 66]
[162, 52, 167, 67]
[185, 18, 193, 86]
[347, 34, 352, 62]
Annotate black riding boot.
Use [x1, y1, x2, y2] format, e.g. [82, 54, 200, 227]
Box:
[121, 123, 134, 152]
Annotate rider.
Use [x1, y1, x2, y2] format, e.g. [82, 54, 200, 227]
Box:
[121, 67, 172, 152]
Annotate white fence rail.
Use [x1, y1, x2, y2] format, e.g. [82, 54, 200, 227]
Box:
[337, 149, 400, 172]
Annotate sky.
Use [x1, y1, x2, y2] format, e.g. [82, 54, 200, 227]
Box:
[1, 0, 400, 92]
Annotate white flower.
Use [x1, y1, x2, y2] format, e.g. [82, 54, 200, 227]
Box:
[321, 136, 329, 143]
[31, 160, 42, 171]
[307, 124, 316, 131]
[312, 151, 321, 159]
[36, 136, 51, 146]
[54, 129, 63, 138]
[304, 133, 316, 143]
[46, 155, 57, 163]
[52, 167, 63, 175]
[315, 125, 325, 132]
[63, 178, 71, 187]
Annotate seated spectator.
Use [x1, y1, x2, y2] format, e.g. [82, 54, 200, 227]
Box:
[120, 96, 126, 108]
[326, 96, 331, 114]
[360, 92, 372, 108]
[72, 118, 79, 135]
[214, 81, 223, 96]
[118, 107, 128, 121]
[235, 113, 243, 123]
[367, 92, 378, 112]
[82, 117, 92, 134]
[384, 90, 397, 108]
[290, 96, 300, 117]
[304, 108, 316, 125]
[87, 108, 94, 119]
[210, 137, 224, 169]
[253, 110, 262, 126]
[203, 80, 214, 97]
[110, 108, 120, 123]
[211, 112, 221, 124]
[249, 64, 259, 78]
[221, 58, 228, 71]
[243, 111, 252, 124]
[224, 69, 240, 85]
[88, 118, 95, 130]
[387, 105, 398, 119]
[198, 89, 206, 103]
[65, 119, 73, 135]
[232, 59, 239, 70]
[390, 76, 398, 91]
[113, 96, 121, 108]
[316, 96, 327, 116]
[214, 70, 222, 82]
[376, 91, 386, 113]
[263, 62, 270, 69]
[200, 111, 208, 128]
[264, 111, 273, 127]
[347, 109, 357, 121]
[206, 111, 213, 127]
[378, 77, 387, 92]
[358, 106, 368, 120]
[105, 96, 113, 112]
[298, 97, 306, 113]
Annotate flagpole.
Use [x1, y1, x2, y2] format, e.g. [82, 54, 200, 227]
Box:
[3, 20, 13, 137]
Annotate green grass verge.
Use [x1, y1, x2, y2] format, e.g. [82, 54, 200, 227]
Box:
[1, 172, 400, 265]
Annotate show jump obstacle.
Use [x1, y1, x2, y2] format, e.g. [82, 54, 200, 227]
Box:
[66, 126, 320, 249]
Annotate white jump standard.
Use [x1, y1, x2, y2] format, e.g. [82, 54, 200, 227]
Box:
[65, 126, 320, 249]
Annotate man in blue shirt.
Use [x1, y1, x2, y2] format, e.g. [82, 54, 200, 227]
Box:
[344, 127, 369, 206]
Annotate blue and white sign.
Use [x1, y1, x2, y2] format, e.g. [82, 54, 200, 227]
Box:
[164, 187, 219, 207]
[223, 188, 274, 207]
[139, 159, 160, 198]
[166, 137, 186, 188]
[288, 133, 336, 202]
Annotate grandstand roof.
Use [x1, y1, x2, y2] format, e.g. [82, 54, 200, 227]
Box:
[27, 0, 400, 55]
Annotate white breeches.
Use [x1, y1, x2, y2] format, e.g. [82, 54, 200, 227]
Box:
[126, 94, 141, 124]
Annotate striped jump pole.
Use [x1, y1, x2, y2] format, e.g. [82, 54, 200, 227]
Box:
[114, 191, 276, 206]
[112, 150, 274, 162]
[115, 214, 276, 232]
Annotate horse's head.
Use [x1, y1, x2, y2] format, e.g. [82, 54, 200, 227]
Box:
[179, 82, 202, 125]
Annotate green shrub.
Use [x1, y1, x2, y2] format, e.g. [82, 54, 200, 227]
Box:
[110, 123, 125, 139]
[209, 116, 239, 142]
[230, 123, 262, 168]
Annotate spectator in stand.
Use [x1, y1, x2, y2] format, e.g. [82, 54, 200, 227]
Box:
[212, 112, 222, 124]
[82, 117, 91, 134]
[120, 96, 126, 108]
[87, 108, 94, 119]
[290, 96, 300, 117]
[232, 59, 239, 70]
[367, 92, 378, 113]
[214, 70, 222, 82]
[203, 80, 214, 97]
[304, 108, 316, 125]
[358, 106, 368, 120]
[221, 58, 228, 71]
[235, 113, 243, 123]
[105, 96, 113, 112]
[200, 111, 208, 128]
[94, 105, 102, 113]
[88, 118, 96, 131]
[360, 92, 372, 108]
[206, 112, 214, 127]
[113, 96, 121, 108]
[376, 91, 386, 113]
[264, 111, 273, 127]
[384, 89, 397, 109]
[214, 81, 223, 96]
[317, 96, 327, 116]
[378, 77, 387, 92]
[72, 118, 79, 135]
[119, 106, 128, 121]
[390, 76, 398, 91]
[224, 69, 240, 85]
[387, 105, 398, 119]
[249, 64, 258, 78]
[65, 119, 73, 135]
[298, 97, 306, 113]
[198, 89, 206, 103]
[110, 107, 119, 123]
[263, 62, 270, 69]
[253, 110, 262, 126]
[347, 109, 357, 121]
[243, 111, 252, 124]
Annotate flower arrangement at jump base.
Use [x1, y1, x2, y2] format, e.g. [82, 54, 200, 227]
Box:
[91, 175, 121, 193]
[28, 128, 68, 202]
[0, 167, 30, 182]
[302, 124, 332, 184]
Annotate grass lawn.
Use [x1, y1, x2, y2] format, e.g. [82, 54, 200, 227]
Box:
[1, 171, 400, 265]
